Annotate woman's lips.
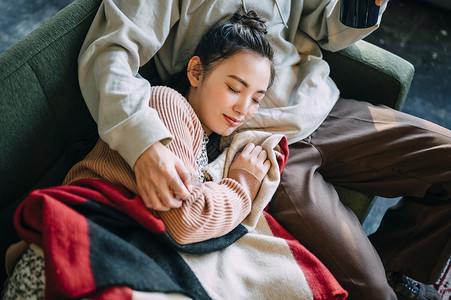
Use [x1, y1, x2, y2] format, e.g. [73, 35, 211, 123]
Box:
[224, 114, 241, 127]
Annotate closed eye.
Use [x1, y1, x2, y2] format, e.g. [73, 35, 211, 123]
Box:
[227, 85, 240, 94]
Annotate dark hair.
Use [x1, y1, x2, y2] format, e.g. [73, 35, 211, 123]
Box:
[167, 6, 275, 96]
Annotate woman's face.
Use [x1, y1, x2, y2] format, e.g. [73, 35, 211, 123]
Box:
[187, 52, 272, 136]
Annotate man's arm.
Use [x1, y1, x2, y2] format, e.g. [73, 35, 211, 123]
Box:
[78, 0, 191, 208]
[299, 0, 389, 52]
[78, 0, 180, 165]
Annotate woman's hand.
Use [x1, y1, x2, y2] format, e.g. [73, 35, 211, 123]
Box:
[229, 143, 271, 182]
[375, 0, 385, 6]
[134, 142, 192, 211]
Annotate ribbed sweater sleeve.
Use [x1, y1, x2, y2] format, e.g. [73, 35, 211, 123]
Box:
[63, 86, 252, 245]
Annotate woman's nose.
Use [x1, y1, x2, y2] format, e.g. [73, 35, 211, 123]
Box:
[233, 97, 251, 115]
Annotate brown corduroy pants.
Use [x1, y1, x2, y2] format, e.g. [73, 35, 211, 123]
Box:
[267, 98, 451, 300]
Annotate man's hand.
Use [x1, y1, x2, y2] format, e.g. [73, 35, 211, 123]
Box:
[134, 142, 192, 211]
[375, 0, 385, 6]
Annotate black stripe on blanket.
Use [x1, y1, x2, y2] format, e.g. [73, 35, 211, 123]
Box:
[72, 200, 247, 299]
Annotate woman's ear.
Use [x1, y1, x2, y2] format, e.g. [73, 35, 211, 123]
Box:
[187, 56, 203, 88]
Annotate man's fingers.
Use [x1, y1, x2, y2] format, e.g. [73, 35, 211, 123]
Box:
[138, 181, 166, 211]
[156, 186, 183, 210]
[147, 189, 171, 212]
[134, 142, 191, 211]
[174, 163, 194, 196]
[138, 175, 182, 211]
[152, 169, 185, 209]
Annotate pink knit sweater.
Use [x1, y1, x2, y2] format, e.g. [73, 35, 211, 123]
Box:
[63, 86, 261, 244]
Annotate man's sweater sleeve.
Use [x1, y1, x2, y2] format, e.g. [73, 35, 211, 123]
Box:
[77, 0, 180, 168]
[298, 0, 389, 52]
[151, 87, 255, 245]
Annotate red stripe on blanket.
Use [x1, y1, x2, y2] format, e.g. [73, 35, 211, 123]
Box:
[15, 179, 166, 242]
[71, 179, 166, 233]
[263, 211, 348, 300]
[89, 286, 134, 300]
[277, 136, 289, 174]
[14, 187, 96, 299]
[14, 179, 167, 299]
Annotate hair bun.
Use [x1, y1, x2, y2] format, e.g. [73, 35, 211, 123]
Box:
[231, 6, 268, 34]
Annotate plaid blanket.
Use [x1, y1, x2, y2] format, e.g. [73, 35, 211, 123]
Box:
[14, 132, 347, 299]
[14, 177, 346, 299]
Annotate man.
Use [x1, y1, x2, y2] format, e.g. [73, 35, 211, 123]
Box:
[78, 0, 449, 298]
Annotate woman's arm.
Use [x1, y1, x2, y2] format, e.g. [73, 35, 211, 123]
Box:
[151, 86, 262, 244]
[63, 86, 266, 244]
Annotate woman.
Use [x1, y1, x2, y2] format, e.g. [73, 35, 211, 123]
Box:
[62, 7, 277, 245]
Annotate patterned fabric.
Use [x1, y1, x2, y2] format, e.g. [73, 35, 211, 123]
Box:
[196, 132, 209, 183]
[435, 257, 451, 299]
[2, 247, 45, 300]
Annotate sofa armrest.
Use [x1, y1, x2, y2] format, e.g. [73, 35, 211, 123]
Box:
[323, 39, 415, 110]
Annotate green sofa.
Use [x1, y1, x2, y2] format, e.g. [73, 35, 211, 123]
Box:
[0, 0, 414, 285]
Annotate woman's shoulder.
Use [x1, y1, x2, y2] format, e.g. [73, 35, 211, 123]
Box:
[150, 85, 202, 136]
[150, 86, 192, 112]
